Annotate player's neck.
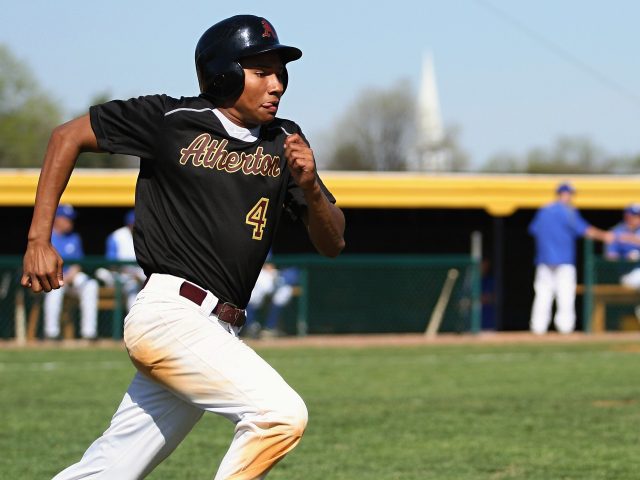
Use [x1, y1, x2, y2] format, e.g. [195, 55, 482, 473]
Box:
[213, 109, 261, 142]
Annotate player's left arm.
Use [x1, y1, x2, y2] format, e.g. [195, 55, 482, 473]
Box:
[584, 225, 615, 244]
[615, 232, 640, 246]
[284, 134, 345, 257]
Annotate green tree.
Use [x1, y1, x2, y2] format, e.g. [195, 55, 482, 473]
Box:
[481, 136, 628, 174]
[438, 125, 469, 171]
[480, 152, 522, 173]
[525, 136, 609, 173]
[616, 152, 640, 173]
[0, 44, 62, 167]
[328, 142, 369, 170]
[325, 80, 468, 171]
[326, 80, 416, 171]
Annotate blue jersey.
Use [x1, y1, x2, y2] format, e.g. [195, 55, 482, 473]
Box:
[52, 231, 84, 272]
[528, 201, 590, 265]
[606, 223, 640, 260]
[105, 226, 136, 261]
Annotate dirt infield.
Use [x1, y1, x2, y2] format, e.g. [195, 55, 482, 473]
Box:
[2, 331, 640, 350]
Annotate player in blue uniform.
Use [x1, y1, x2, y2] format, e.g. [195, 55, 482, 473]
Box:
[605, 204, 640, 261]
[43, 204, 98, 340]
[244, 251, 300, 338]
[96, 209, 146, 313]
[606, 204, 640, 292]
[528, 182, 612, 334]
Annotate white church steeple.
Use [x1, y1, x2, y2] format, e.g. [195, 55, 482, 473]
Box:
[415, 52, 451, 171]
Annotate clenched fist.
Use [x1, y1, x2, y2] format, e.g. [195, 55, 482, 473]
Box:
[284, 133, 316, 191]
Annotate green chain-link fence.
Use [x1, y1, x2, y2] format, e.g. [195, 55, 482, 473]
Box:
[272, 254, 480, 335]
[0, 254, 481, 340]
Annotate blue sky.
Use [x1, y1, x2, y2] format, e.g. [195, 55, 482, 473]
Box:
[2, 0, 639, 167]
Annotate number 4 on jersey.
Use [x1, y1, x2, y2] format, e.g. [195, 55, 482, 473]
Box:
[246, 197, 270, 240]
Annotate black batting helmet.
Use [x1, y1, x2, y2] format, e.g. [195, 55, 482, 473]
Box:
[195, 15, 302, 103]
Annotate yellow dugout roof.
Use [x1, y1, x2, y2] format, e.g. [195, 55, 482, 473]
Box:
[2, 169, 640, 216]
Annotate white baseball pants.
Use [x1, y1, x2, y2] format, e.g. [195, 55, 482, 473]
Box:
[530, 264, 577, 334]
[248, 269, 294, 310]
[44, 271, 98, 339]
[53, 273, 307, 480]
[248, 268, 278, 308]
[621, 268, 640, 289]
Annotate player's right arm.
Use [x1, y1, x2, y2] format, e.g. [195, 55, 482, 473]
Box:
[21, 114, 102, 293]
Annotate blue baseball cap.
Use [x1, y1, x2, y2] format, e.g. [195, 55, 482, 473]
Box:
[55, 204, 76, 220]
[624, 203, 640, 215]
[556, 182, 575, 194]
[124, 209, 135, 225]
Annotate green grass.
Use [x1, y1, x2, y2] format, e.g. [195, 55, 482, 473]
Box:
[1, 341, 640, 479]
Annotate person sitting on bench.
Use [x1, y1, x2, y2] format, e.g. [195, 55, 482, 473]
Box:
[43, 204, 98, 340]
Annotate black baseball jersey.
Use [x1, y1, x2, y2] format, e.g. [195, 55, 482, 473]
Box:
[89, 94, 335, 307]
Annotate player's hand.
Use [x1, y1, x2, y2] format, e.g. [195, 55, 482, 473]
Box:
[21, 240, 64, 293]
[603, 230, 616, 244]
[284, 134, 316, 191]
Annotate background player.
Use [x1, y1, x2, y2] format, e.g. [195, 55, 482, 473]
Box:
[605, 203, 640, 289]
[605, 203, 640, 264]
[244, 252, 300, 338]
[528, 182, 613, 334]
[43, 204, 98, 340]
[22, 15, 345, 479]
[95, 209, 146, 313]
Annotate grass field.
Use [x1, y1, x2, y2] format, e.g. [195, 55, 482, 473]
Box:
[1, 338, 639, 479]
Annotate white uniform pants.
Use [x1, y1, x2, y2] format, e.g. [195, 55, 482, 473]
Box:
[53, 273, 307, 480]
[248, 269, 278, 308]
[44, 272, 98, 339]
[248, 270, 294, 309]
[95, 267, 145, 312]
[530, 264, 577, 334]
[621, 268, 640, 289]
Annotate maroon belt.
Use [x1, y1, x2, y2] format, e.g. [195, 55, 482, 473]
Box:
[179, 281, 246, 327]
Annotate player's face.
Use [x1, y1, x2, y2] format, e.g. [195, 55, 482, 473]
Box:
[557, 191, 573, 204]
[626, 213, 640, 229]
[53, 216, 73, 234]
[226, 52, 285, 127]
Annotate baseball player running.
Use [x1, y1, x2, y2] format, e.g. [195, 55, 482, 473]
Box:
[22, 15, 345, 479]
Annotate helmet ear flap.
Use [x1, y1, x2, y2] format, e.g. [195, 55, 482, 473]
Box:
[281, 66, 289, 93]
[198, 58, 245, 103]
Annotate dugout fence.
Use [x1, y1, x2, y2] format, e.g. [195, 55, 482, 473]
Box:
[0, 254, 481, 341]
[581, 239, 640, 333]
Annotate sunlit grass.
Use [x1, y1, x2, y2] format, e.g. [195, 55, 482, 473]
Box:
[1, 341, 639, 479]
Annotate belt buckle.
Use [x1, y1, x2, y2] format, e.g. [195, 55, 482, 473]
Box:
[217, 302, 244, 326]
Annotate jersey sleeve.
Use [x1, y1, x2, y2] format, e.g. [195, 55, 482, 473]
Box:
[89, 95, 169, 158]
[571, 209, 591, 236]
[528, 210, 541, 236]
[280, 122, 336, 221]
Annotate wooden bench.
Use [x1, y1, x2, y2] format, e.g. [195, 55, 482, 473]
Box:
[576, 284, 640, 332]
